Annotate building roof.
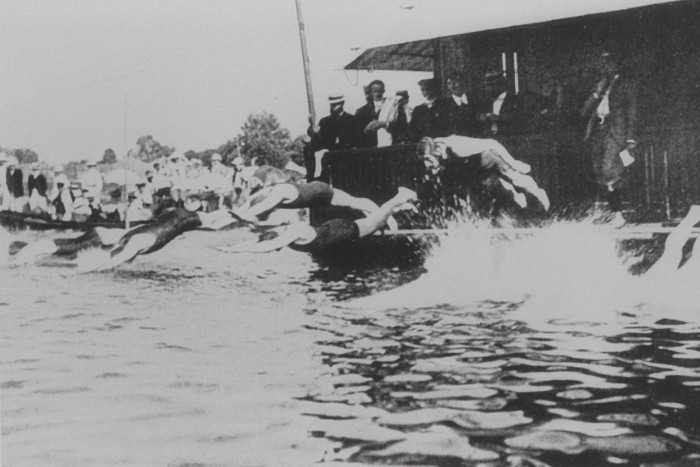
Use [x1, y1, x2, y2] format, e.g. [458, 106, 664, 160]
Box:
[344, 0, 679, 71]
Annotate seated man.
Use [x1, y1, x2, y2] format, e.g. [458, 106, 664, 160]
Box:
[424, 135, 549, 211]
[10, 196, 241, 268]
[233, 180, 397, 230]
[218, 187, 416, 254]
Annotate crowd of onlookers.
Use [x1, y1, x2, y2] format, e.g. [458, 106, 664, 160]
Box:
[307, 70, 564, 155]
[0, 149, 303, 223]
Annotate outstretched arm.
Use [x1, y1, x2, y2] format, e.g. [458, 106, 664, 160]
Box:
[647, 206, 700, 276]
[217, 224, 308, 253]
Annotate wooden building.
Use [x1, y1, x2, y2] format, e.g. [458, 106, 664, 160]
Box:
[340, 0, 700, 220]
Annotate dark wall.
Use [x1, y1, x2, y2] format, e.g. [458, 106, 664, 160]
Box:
[438, 1, 700, 219]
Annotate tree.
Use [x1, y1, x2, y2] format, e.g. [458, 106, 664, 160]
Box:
[12, 148, 39, 164]
[239, 112, 293, 168]
[131, 135, 174, 163]
[102, 148, 117, 164]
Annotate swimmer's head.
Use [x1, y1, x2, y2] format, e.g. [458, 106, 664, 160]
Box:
[184, 195, 203, 212]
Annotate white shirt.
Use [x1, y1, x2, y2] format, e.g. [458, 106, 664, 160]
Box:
[373, 99, 385, 114]
[492, 92, 507, 116]
[452, 94, 469, 106]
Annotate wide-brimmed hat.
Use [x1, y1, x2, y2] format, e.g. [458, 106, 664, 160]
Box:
[328, 92, 345, 105]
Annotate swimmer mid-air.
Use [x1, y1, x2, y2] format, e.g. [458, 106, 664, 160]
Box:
[232, 180, 398, 230]
[218, 187, 417, 254]
[422, 135, 550, 211]
[10, 196, 241, 270]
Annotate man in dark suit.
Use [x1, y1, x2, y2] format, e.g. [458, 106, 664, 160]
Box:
[28, 162, 49, 213]
[580, 51, 638, 216]
[445, 73, 482, 137]
[306, 92, 357, 181]
[478, 71, 521, 137]
[308, 92, 356, 151]
[5, 156, 24, 211]
[353, 79, 408, 148]
[410, 78, 449, 142]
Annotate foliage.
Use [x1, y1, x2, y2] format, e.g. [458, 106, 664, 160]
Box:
[0, 147, 39, 164]
[239, 112, 294, 169]
[130, 135, 175, 163]
[102, 148, 117, 164]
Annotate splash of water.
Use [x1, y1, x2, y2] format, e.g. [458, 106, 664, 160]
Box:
[351, 218, 700, 322]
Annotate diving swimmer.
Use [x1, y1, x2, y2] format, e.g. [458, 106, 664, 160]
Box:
[423, 135, 550, 211]
[10, 196, 241, 269]
[218, 187, 417, 253]
[645, 205, 700, 277]
[233, 180, 397, 229]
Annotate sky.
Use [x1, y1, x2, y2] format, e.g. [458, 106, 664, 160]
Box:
[0, 0, 673, 163]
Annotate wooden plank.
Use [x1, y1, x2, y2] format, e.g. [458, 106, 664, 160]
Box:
[377, 225, 700, 240]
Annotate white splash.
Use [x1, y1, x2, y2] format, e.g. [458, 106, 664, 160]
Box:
[350, 218, 700, 322]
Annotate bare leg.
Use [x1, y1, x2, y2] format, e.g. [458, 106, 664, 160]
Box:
[647, 206, 700, 276]
[354, 188, 416, 237]
[497, 178, 527, 209]
[484, 139, 531, 174]
[235, 184, 298, 220]
[505, 171, 550, 211]
[331, 189, 399, 230]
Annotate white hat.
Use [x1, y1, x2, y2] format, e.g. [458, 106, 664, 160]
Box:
[328, 92, 345, 105]
[6, 156, 18, 166]
[54, 174, 69, 185]
[211, 153, 222, 162]
[231, 156, 244, 167]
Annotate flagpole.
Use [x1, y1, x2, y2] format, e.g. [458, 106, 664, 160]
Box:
[294, 0, 316, 126]
[124, 92, 130, 229]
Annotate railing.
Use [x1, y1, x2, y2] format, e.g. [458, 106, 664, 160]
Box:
[308, 123, 700, 225]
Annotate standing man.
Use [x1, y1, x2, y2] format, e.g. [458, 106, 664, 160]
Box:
[307, 92, 357, 180]
[81, 161, 103, 199]
[28, 163, 49, 213]
[354, 80, 389, 148]
[308, 92, 357, 151]
[478, 71, 520, 137]
[580, 51, 638, 218]
[445, 73, 481, 137]
[5, 156, 24, 211]
[410, 78, 449, 142]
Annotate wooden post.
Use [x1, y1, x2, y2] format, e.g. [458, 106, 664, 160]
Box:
[663, 150, 671, 220]
[294, 0, 316, 127]
[124, 93, 130, 229]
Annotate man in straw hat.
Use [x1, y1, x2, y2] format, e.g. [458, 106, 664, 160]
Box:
[306, 91, 357, 181]
[308, 92, 356, 151]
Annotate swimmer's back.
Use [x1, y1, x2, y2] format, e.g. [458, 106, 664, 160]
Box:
[113, 208, 201, 256]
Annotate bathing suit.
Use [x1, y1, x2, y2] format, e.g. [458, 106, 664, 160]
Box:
[282, 181, 334, 209]
[111, 208, 201, 257]
[288, 218, 359, 253]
